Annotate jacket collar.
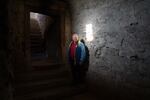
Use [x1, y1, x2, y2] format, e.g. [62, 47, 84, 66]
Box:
[69, 40, 80, 48]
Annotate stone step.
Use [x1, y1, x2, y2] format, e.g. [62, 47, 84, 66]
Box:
[30, 37, 42, 41]
[31, 47, 43, 49]
[31, 48, 43, 51]
[14, 78, 72, 95]
[30, 43, 43, 46]
[30, 39, 42, 42]
[30, 36, 42, 38]
[30, 39, 42, 41]
[31, 46, 43, 48]
[31, 48, 43, 50]
[15, 65, 66, 76]
[30, 38, 42, 41]
[30, 33, 42, 36]
[14, 63, 66, 74]
[14, 84, 87, 100]
[30, 38, 42, 40]
[31, 49, 43, 53]
[30, 41, 42, 44]
[15, 68, 69, 83]
[31, 63, 64, 71]
[30, 37, 42, 40]
[30, 35, 42, 38]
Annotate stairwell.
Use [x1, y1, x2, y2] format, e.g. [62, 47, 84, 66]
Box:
[13, 18, 87, 100]
[30, 18, 46, 59]
[14, 13, 89, 100]
[13, 60, 87, 100]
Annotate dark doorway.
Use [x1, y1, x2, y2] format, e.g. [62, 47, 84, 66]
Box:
[30, 12, 62, 63]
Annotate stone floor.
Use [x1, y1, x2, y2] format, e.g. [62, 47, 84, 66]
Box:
[65, 92, 99, 100]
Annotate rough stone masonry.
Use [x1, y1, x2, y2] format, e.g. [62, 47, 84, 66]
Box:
[69, 0, 150, 98]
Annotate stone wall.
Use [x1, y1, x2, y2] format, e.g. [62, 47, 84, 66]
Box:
[69, 0, 150, 99]
[30, 12, 54, 38]
[0, 0, 14, 100]
[0, 0, 70, 99]
[37, 14, 53, 38]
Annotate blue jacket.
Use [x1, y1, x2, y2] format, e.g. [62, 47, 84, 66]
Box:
[68, 41, 86, 65]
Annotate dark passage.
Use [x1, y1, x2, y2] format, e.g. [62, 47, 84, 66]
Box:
[30, 12, 61, 62]
[0, 0, 150, 100]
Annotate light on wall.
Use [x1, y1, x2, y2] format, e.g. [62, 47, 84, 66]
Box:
[86, 24, 93, 41]
[30, 12, 38, 19]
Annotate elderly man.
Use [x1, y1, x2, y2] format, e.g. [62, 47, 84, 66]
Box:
[68, 33, 86, 83]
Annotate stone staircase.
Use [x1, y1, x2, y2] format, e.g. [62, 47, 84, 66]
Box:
[30, 32, 44, 54]
[30, 18, 46, 59]
[13, 61, 87, 100]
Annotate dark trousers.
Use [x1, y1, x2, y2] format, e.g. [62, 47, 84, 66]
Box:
[70, 62, 86, 83]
